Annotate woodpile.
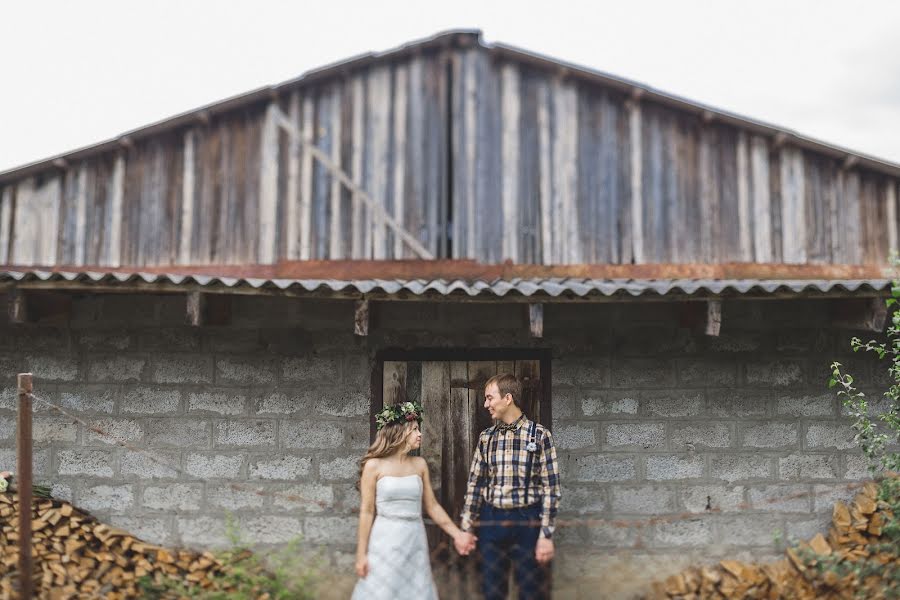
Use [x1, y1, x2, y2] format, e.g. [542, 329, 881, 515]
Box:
[0, 492, 229, 599]
[649, 479, 899, 599]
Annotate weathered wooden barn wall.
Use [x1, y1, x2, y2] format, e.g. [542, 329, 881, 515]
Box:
[1, 35, 898, 268]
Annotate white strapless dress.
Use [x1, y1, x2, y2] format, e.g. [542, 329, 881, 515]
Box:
[351, 474, 438, 600]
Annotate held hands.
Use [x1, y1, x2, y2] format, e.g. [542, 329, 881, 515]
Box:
[535, 537, 554, 565]
[453, 531, 477, 556]
[355, 554, 369, 578]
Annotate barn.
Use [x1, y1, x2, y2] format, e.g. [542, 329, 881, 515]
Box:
[1, 29, 897, 598]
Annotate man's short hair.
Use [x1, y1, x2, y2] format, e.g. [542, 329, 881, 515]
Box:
[484, 373, 521, 406]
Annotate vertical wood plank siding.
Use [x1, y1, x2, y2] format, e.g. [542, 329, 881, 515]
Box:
[1, 46, 897, 268]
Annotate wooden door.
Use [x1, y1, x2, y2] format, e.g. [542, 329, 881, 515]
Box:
[380, 358, 546, 599]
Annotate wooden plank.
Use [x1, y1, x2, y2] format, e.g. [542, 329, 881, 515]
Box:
[368, 67, 391, 259]
[179, 130, 196, 264]
[448, 361, 473, 523]
[420, 362, 449, 496]
[780, 146, 807, 263]
[554, 80, 579, 264]
[468, 361, 496, 446]
[186, 291, 205, 327]
[830, 297, 889, 332]
[108, 154, 125, 267]
[529, 303, 544, 338]
[350, 76, 365, 259]
[298, 95, 315, 260]
[8, 289, 27, 323]
[382, 361, 407, 406]
[705, 299, 722, 336]
[392, 66, 408, 259]
[887, 181, 898, 256]
[538, 80, 553, 264]
[842, 170, 862, 264]
[11, 176, 61, 266]
[354, 299, 369, 337]
[514, 359, 541, 424]
[750, 135, 772, 262]
[285, 92, 301, 260]
[464, 52, 478, 259]
[628, 100, 644, 263]
[0, 186, 10, 264]
[501, 63, 520, 262]
[329, 86, 343, 259]
[72, 165, 87, 265]
[736, 132, 752, 261]
[258, 102, 280, 264]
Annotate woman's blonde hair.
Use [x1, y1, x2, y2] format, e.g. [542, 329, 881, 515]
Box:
[357, 421, 415, 488]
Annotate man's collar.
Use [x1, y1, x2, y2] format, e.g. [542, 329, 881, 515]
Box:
[496, 413, 527, 432]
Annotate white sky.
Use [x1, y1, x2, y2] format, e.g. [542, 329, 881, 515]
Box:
[2, 0, 899, 172]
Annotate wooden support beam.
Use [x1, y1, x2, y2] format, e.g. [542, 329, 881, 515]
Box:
[354, 299, 369, 336]
[705, 299, 722, 336]
[8, 289, 27, 324]
[529, 303, 544, 338]
[186, 292, 206, 327]
[830, 297, 889, 332]
[17, 373, 34, 600]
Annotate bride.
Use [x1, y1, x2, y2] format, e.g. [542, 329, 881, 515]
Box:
[352, 401, 474, 599]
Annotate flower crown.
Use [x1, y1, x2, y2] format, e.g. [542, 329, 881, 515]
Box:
[375, 401, 423, 430]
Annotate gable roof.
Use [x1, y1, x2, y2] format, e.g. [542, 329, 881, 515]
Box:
[2, 29, 900, 184]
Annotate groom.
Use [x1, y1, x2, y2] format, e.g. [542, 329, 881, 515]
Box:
[455, 373, 560, 600]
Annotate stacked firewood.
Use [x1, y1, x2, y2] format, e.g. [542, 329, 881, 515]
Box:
[0, 493, 229, 599]
[649, 479, 899, 599]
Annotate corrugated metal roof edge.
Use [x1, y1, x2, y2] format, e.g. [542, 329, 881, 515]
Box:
[3, 29, 900, 184]
[0, 270, 892, 301]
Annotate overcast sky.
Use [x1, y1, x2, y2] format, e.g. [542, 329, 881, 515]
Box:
[2, 0, 899, 172]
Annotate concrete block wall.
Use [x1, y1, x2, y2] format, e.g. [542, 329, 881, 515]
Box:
[0, 293, 885, 594]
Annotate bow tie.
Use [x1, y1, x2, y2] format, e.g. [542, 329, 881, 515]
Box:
[497, 421, 520, 432]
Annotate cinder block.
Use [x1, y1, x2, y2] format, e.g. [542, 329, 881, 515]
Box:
[314, 390, 369, 418]
[653, 518, 713, 547]
[0, 448, 50, 476]
[811, 483, 859, 512]
[151, 355, 213, 384]
[241, 516, 305, 544]
[120, 449, 180, 479]
[611, 359, 675, 389]
[844, 453, 877, 480]
[319, 455, 359, 481]
[775, 393, 836, 417]
[778, 454, 839, 480]
[143, 483, 203, 511]
[30, 417, 78, 443]
[785, 514, 832, 542]
[57, 449, 114, 477]
[206, 485, 265, 511]
[87, 356, 144, 383]
[581, 391, 638, 417]
[214, 420, 276, 449]
[77, 484, 134, 512]
[642, 391, 704, 418]
[25, 355, 80, 382]
[681, 485, 746, 513]
[677, 359, 737, 387]
[745, 361, 804, 387]
[0, 419, 14, 441]
[249, 454, 312, 480]
[572, 455, 636, 482]
[281, 421, 344, 449]
[741, 422, 798, 449]
[282, 356, 341, 383]
[215, 357, 277, 386]
[254, 390, 312, 416]
[707, 389, 768, 418]
[85, 418, 143, 446]
[805, 423, 855, 450]
[706, 331, 763, 353]
[645, 455, 705, 481]
[605, 423, 665, 450]
[670, 423, 732, 450]
[710, 454, 772, 483]
[560, 485, 607, 514]
[185, 453, 244, 479]
[343, 421, 371, 450]
[272, 483, 335, 512]
[109, 516, 173, 546]
[304, 516, 357, 544]
[187, 390, 247, 416]
[120, 386, 181, 415]
[57, 386, 116, 414]
[747, 484, 811, 512]
[204, 329, 262, 353]
[147, 419, 211, 448]
[76, 331, 132, 352]
[553, 424, 596, 450]
[176, 516, 229, 548]
[716, 514, 784, 547]
[609, 485, 677, 514]
[138, 329, 200, 352]
[553, 358, 609, 387]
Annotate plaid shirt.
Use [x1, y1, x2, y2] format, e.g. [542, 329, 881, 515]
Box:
[460, 414, 561, 539]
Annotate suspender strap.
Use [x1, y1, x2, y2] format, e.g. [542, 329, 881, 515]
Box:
[523, 419, 538, 506]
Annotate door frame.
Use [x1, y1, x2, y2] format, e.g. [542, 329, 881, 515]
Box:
[369, 347, 553, 440]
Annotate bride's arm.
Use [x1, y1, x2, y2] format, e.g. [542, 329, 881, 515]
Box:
[418, 458, 464, 538]
[355, 460, 378, 577]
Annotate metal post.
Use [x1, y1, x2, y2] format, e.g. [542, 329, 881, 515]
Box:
[17, 373, 33, 599]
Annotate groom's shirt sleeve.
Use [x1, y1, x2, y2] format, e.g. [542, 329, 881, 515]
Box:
[460, 432, 489, 532]
[539, 428, 561, 540]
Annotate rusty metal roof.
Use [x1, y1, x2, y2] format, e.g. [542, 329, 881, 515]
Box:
[0, 270, 891, 301]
